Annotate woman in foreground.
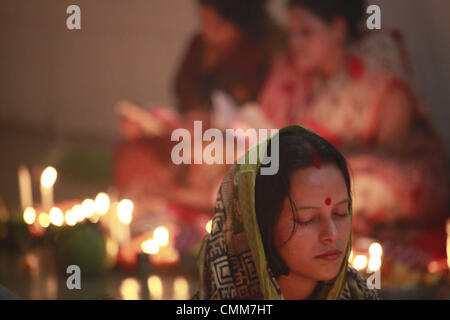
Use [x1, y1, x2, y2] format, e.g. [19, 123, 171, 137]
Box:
[194, 126, 379, 299]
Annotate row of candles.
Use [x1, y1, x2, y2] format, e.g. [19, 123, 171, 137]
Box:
[120, 276, 191, 300]
[18, 164, 134, 244]
[18, 164, 215, 270]
[349, 230, 450, 276]
[22, 193, 133, 242]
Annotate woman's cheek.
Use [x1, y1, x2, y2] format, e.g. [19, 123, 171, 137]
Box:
[288, 228, 316, 254]
[273, 219, 292, 247]
[337, 217, 351, 241]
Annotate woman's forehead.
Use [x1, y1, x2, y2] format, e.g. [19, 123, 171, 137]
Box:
[288, 164, 348, 205]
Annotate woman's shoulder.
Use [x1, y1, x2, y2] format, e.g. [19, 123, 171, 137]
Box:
[353, 30, 413, 83]
[340, 266, 381, 300]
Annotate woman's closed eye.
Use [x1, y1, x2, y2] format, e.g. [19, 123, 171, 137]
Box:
[294, 211, 349, 226]
[294, 216, 315, 226]
[334, 211, 350, 218]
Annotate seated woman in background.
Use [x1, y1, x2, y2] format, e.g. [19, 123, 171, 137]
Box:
[259, 0, 449, 237]
[195, 126, 379, 299]
[174, 0, 285, 129]
[114, 0, 285, 215]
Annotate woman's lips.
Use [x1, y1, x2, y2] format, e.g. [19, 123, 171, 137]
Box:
[315, 250, 342, 261]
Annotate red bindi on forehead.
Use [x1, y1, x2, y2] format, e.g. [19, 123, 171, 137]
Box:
[325, 197, 331, 206]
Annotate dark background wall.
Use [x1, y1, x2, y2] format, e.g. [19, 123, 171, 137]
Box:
[0, 0, 197, 141]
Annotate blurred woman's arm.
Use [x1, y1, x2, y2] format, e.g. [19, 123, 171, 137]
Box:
[375, 86, 415, 153]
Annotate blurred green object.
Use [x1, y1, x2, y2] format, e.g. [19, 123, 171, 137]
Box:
[56, 148, 111, 186]
[0, 218, 31, 252]
[53, 223, 108, 277]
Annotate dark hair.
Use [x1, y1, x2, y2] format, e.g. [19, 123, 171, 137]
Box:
[255, 127, 351, 278]
[198, 0, 270, 37]
[288, 0, 366, 41]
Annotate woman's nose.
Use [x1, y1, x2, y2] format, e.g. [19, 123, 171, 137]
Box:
[318, 217, 338, 245]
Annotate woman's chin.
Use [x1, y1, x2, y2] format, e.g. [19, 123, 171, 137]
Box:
[319, 271, 339, 281]
[289, 266, 340, 282]
[313, 264, 341, 281]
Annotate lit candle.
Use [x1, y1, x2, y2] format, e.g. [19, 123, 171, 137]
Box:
[18, 165, 33, 211]
[23, 207, 37, 225]
[117, 199, 133, 244]
[369, 242, 383, 258]
[94, 192, 110, 215]
[103, 202, 118, 243]
[173, 277, 189, 300]
[352, 255, 368, 271]
[40, 167, 57, 211]
[368, 242, 383, 272]
[49, 207, 64, 227]
[141, 239, 159, 255]
[153, 226, 169, 247]
[38, 212, 51, 228]
[105, 236, 119, 267]
[81, 199, 96, 219]
[147, 276, 163, 300]
[64, 209, 77, 226]
[105, 189, 119, 243]
[120, 278, 141, 300]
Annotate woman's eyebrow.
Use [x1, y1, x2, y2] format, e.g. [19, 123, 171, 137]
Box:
[296, 198, 350, 210]
[296, 206, 320, 211]
[334, 198, 350, 206]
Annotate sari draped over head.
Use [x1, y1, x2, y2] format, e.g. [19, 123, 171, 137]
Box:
[195, 125, 379, 300]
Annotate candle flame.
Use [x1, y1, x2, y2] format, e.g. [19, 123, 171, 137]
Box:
[23, 207, 36, 225]
[72, 205, 85, 222]
[368, 256, 382, 272]
[369, 242, 383, 258]
[142, 239, 159, 255]
[154, 226, 169, 247]
[120, 278, 141, 300]
[49, 207, 64, 226]
[81, 199, 96, 218]
[40, 167, 57, 188]
[95, 193, 110, 215]
[65, 210, 77, 226]
[147, 276, 163, 299]
[352, 255, 368, 271]
[89, 212, 101, 223]
[118, 199, 133, 224]
[38, 213, 51, 228]
[173, 277, 189, 300]
[106, 237, 119, 260]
